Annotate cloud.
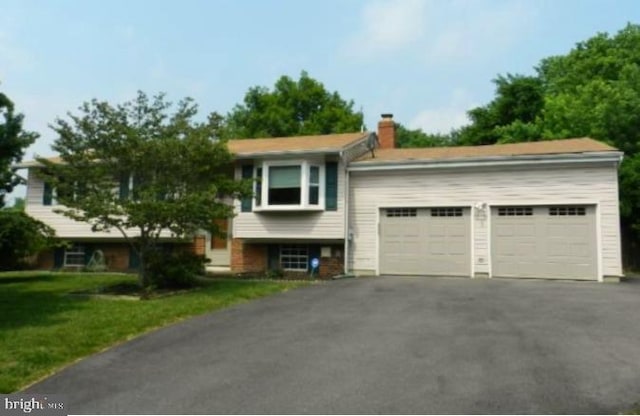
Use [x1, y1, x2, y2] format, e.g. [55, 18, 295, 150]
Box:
[409, 88, 477, 134]
[342, 0, 536, 64]
[426, 0, 535, 62]
[341, 0, 429, 59]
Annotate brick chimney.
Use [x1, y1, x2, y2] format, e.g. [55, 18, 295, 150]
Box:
[377, 113, 395, 149]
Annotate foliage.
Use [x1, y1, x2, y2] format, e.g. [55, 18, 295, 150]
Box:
[0, 271, 305, 392]
[225, 71, 363, 138]
[37, 91, 251, 288]
[0, 209, 56, 270]
[0, 88, 39, 207]
[395, 123, 455, 148]
[144, 249, 209, 289]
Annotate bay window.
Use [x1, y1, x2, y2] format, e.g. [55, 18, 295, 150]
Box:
[252, 160, 326, 210]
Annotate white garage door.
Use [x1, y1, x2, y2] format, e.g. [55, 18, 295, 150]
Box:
[491, 205, 597, 280]
[379, 207, 471, 276]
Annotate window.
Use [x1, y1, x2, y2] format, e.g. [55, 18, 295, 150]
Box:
[549, 206, 586, 216]
[498, 207, 533, 216]
[309, 166, 319, 205]
[386, 208, 417, 217]
[269, 165, 301, 205]
[280, 245, 308, 271]
[64, 245, 85, 267]
[431, 207, 463, 217]
[252, 160, 326, 210]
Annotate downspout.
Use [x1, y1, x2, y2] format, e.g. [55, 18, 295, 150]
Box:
[341, 150, 350, 275]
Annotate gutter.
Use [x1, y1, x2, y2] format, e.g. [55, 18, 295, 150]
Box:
[348, 152, 623, 172]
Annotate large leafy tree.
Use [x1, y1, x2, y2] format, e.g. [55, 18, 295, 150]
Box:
[0, 87, 39, 207]
[225, 71, 364, 138]
[39, 92, 250, 287]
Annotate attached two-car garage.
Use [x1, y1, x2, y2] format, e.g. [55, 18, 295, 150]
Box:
[378, 205, 598, 280]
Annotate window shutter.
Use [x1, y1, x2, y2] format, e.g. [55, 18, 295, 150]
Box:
[53, 247, 64, 268]
[325, 162, 338, 211]
[43, 182, 53, 206]
[119, 175, 129, 200]
[241, 165, 254, 212]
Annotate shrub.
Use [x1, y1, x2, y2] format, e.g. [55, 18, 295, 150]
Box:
[0, 209, 56, 270]
[144, 249, 209, 289]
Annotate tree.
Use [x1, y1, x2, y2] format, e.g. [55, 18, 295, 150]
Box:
[0, 87, 39, 207]
[0, 208, 56, 270]
[395, 123, 455, 148]
[38, 92, 251, 288]
[225, 71, 364, 138]
[456, 74, 545, 145]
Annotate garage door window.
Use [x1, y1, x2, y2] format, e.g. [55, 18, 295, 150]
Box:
[386, 208, 417, 217]
[431, 207, 463, 217]
[498, 207, 533, 216]
[549, 206, 586, 216]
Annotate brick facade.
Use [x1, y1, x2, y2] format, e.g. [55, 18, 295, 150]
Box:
[192, 235, 206, 256]
[230, 238, 267, 273]
[319, 245, 345, 277]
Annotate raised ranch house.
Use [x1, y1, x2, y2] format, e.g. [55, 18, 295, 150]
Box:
[17, 114, 624, 282]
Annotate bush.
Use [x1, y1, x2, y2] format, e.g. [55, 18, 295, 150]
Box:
[0, 209, 56, 270]
[144, 249, 209, 289]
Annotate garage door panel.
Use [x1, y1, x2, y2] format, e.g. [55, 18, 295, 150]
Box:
[492, 205, 596, 280]
[380, 207, 470, 276]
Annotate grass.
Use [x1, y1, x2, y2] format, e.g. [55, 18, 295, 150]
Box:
[0, 271, 306, 393]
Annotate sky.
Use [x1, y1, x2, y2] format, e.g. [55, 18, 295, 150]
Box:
[2, 0, 640, 199]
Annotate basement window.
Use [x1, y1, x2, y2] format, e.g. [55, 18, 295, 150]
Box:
[498, 207, 533, 216]
[280, 245, 308, 271]
[431, 207, 463, 217]
[549, 206, 586, 216]
[64, 245, 85, 267]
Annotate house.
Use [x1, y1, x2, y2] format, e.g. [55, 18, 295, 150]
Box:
[18, 114, 624, 281]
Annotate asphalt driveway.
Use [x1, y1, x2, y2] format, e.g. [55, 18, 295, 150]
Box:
[26, 276, 640, 414]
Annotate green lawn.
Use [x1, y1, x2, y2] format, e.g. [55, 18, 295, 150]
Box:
[0, 271, 305, 393]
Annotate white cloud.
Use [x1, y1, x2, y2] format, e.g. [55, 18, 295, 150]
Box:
[426, 0, 535, 62]
[342, 0, 429, 59]
[342, 0, 537, 64]
[409, 88, 477, 134]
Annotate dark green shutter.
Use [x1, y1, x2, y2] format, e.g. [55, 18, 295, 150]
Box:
[267, 245, 279, 270]
[119, 175, 129, 200]
[53, 247, 64, 268]
[241, 165, 253, 212]
[325, 162, 338, 211]
[84, 245, 95, 266]
[129, 247, 140, 269]
[43, 182, 53, 206]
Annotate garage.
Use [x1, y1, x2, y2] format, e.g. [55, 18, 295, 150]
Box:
[379, 207, 471, 276]
[491, 205, 597, 280]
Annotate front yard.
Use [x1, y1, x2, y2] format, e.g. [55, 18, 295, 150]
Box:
[0, 271, 304, 393]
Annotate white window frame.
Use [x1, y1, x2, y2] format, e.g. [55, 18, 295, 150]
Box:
[253, 159, 325, 211]
[64, 245, 86, 267]
[280, 245, 309, 271]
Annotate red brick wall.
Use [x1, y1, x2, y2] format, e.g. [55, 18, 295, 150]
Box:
[377, 114, 396, 149]
[230, 238, 267, 273]
[318, 245, 344, 278]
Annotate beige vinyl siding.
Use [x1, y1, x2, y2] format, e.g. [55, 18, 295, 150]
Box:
[348, 163, 622, 278]
[25, 169, 176, 239]
[234, 160, 346, 240]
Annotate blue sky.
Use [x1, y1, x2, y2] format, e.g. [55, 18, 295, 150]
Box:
[2, 0, 639, 164]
